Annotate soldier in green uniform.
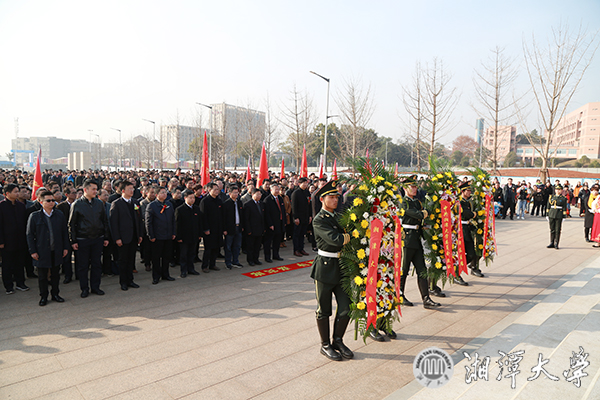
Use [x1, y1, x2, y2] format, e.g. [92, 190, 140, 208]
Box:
[399, 175, 441, 311]
[459, 181, 485, 278]
[310, 180, 352, 361]
[547, 184, 567, 249]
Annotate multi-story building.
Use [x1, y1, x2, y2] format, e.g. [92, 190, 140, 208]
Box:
[160, 125, 202, 164]
[516, 102, 600, 164]
[483, 125, 517, 166]
[475, 118, 484, 144]
[211, 103, 266, 167]
[11, 136, 92, 165]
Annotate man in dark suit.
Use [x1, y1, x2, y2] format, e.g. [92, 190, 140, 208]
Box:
[175, 189, 202, 278]
[243, 187, 265, 266]
[26, 190, 70, 306]
[145, 186, 176, 284]
[291, 177, 311, 257]
[263, 183, 285, 262]
[223, 184, 244, 270]
[57, 186, 77, 284]
[110, 181, 143, 291]
[502, 178, 516, 219]
[200, 182, 224, 272]
[0, 183, 29, 294]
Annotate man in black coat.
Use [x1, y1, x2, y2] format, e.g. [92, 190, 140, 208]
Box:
[175, 189, 202, 277]
[145, 186, 176, 284]
[263, 183, 285, 262]
[502, 178, 517, 219]
[26, 190, 70, 306]
[200, 182, 224, 272]
[291, 177, 311, 257]
[110, 181, 143, 291]
[243, 187, 265, 266]
[223, 184, 244, 270]
[0, 183, 29, 294]
[57, 186, 77, 284]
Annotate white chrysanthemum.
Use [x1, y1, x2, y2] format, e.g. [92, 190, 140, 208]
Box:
[361, 267, 368, 276]
[360, 238, 367, 245]
[363, 212, 369, 219]
[365, 247, 370, 256]
[378, 186, 385, 193]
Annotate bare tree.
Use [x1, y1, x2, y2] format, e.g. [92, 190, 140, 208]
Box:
[522, 24, 598, 182]
[473, 46, 520, 171]
[238, 100, 264, 167]
[402, 62, 425, 171]
[422, 58, 459, 157]
[279, 86, 316, 171]
[264, 93, 279, 161]
[335, 76, 375, 167]
[190, 109, 204, 170]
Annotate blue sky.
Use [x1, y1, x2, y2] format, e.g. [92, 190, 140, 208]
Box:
[0, 0, 599, 156]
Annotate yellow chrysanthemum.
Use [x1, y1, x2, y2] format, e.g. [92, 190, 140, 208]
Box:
[377, 280, 383, 288]
[436, 174, 443, 179]
[447, 180, 452, 184]
[359, 184, 368, 191]
[478, 244, 484, 249]
[361, 220, 369, 229]
[386, 189, 394, 197]
[430, 214, 435, 220]
[359, 263, 365, 269]
[350, 213, 357, 221]
[446, 190, 452, 195]
[357, 249, 366, 259]
[478, 210, 485, 216]
[365, 228, 371, 238]
[370, 178, 378, 185]
[432, 195, 438, 201]
[380, 201, 388, 209]
[432, 235, 438, 241]
[445, 172, 452, 177]
[435, 208, 440, 213]
[352, 229, 360, 238]
[435, 262, 442, 269]
[385, 181, 392, 187]
[431, 244, 438, 250]
[382, 266, 387, 273]
[434, 224, 439, 229]
[477, 229, 483, 234]
[379, 300, 384, 307]
[392, 185, 398, 191]
[377, 176, 384, 182]
[356, 302, 366, 310]
[353, 198, 364, 206]
[354, 276, 363, 285]
[399, 208, 405, 216]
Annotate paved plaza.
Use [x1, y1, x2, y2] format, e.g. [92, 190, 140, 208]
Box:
[1, 215, 599, 400]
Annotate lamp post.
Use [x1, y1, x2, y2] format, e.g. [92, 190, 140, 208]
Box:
[110, 128, 122, 170]
[142, 119, 155, 169]
[90, 132, 99, 169]
[88, 129, 94, 169]
[196, 102, 213, 170]
[310, 71, 330, 172]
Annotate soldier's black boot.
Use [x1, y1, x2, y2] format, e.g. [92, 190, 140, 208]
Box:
[376, 317, 397, 339]
[369, 328, 386, 342]
[453, 267, 469, 286]
[547, 233, 555, 248]
[331, 316, 354, 359]
[399, 275, 413, 306]
[470, 260, 484, 277]
[316, 318, 342, 361]
[423, 296, 442, 309]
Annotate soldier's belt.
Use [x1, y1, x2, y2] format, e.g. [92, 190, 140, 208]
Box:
[402, 224, 419, 229]
[318, 250, 340, 258]
[461, 221, 469, 225]
[551, 206, 562, 209]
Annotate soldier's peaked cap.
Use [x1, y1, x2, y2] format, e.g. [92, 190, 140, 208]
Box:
[458, 180, 472, 191]
[316, 180, 340, 198]
[555, 184, 563, 190]
[400, 175, 418, 186]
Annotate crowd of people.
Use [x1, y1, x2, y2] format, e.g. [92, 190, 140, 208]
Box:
[0, 168, 357, 306]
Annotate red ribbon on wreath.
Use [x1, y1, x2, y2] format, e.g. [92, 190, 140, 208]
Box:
[440, 199, 455, 277]
[365, 218, 384, 331]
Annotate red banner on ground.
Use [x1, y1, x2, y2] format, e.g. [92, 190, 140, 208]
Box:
[392, 216, 403, 316]
[242, 260, 313, 278]
[440, 200, 455, 277]
[366, 219, 384, 330]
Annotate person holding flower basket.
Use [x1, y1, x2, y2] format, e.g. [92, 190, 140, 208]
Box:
[310, 180, 353, 362]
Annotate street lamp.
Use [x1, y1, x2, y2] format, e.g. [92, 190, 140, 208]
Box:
[310, 71, 330, 172]
[90, 132, 99, 169]
[196, 102, 213, 170]
[88, 129, 94, 169]
[142, 119, 155, 169]
[110, 128, 122, 170]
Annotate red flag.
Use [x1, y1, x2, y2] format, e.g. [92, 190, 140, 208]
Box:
[31, 148, 43, 201]
[300, 144, 308, 178]
[318, 155, 324, 179]
[332, 159, 338, 180]
[257, 142, 268, 186]
[280, 157, 285, 179]
[200, 131, 209, 186]
[246, 156, 251, 183]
